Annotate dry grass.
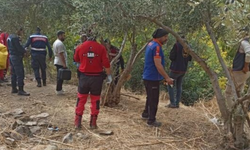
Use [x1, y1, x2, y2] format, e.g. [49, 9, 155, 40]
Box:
[0, 79, 225, 150]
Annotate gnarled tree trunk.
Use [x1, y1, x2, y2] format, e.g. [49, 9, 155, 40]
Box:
[101, 29, 148, 106]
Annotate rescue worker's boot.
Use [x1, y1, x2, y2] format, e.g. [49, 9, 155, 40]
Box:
[43, 79, 46, 86]
[11, 86, 18, 93]
[37, 80, 42, 87]
[90, 115, 98, 129]
[18, 86, 30, 96]
[75, 115, 82, 130]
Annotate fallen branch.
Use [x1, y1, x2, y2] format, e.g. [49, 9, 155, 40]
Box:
[82, 125, 104, 140]
[121, 93, 140, 100]
[33, 134, 76, 148]
[129, 141, 162, 147]
[170, 124, 183, 134]
[129, 139, 184, 147]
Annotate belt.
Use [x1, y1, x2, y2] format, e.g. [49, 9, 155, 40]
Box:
[31, 47, 46, 51]
[81, 72, 102, 77]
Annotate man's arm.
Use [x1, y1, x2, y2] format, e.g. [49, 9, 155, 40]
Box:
[242, 40, 250, 73]
[23, 37, 31, 49]
[153, 46, 173, 84]
[154, 58, 173, 84]
[46, 40, 53, 59]
[102, 46, 112, 83]
[74, 46, 80, 63]
[59, 52, 67, 68]
[105, 67, 111, 75]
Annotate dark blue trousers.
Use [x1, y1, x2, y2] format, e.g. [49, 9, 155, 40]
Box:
[143, 80, 160, 123]
[31, 54, 46, 81]
[10, 55, 25, 87]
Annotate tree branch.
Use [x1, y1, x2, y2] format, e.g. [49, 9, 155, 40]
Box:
[131, 41, 149, 66]
[110, 32, 127, 66]
[153, 12, 167, 20]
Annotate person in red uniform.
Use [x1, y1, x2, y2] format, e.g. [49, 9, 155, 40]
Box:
[0, 31, 9, 82]
[104, 39, 124, 85]
[74, 31, 112, 129]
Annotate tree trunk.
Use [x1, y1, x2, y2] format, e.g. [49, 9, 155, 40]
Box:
[102, 29, 139, 106]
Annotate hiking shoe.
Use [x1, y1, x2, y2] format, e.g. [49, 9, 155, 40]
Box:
[37, 83, 42, 87]
[141, 112, 149, 120]
[11, 88, 18, 93]
[56, 90, 64, 95]
[147, 121, 162, 127]
[75, 125, 82, 130]
[75, 115, 82, 130]
[37, 80, 42, 87]
[18, 90, 30, 96]
[90, 115, 98, 129]
[166, 104, 178, 108]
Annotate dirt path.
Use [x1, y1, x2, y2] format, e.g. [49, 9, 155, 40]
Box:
[0, 79, 223, 150]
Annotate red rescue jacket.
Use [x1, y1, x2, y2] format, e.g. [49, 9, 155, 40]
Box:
[74, 40, 110, 75]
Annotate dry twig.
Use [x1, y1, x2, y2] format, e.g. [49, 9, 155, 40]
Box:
[33, 134, 76, 148]
[121, 93, 140, 100]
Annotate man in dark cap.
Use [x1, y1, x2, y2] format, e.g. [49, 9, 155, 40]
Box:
[24, 27, 53, 87]
[7, 27, 30, 96]
[141, 28, 173, 127]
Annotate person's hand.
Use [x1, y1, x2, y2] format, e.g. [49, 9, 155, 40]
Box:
[63, 64, 67, 69]
[107, 75, 112, 83]
[242, 66, 249, 74]
[166, 78, 174, 86]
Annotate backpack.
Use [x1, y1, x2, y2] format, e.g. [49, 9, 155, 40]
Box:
[0, 43, 8, 69]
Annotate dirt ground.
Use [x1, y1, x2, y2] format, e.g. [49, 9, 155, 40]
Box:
[0, 77, 225, 150]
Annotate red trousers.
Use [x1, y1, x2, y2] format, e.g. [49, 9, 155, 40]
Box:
[0, 70, 3, 80]
[75, 93, 100, 116]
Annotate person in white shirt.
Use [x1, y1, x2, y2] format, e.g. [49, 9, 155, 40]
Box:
[53, 30, 67, 95]
[225, 33, 250, 110]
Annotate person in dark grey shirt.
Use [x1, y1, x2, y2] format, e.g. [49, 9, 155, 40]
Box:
[7, 27, 30, 96]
